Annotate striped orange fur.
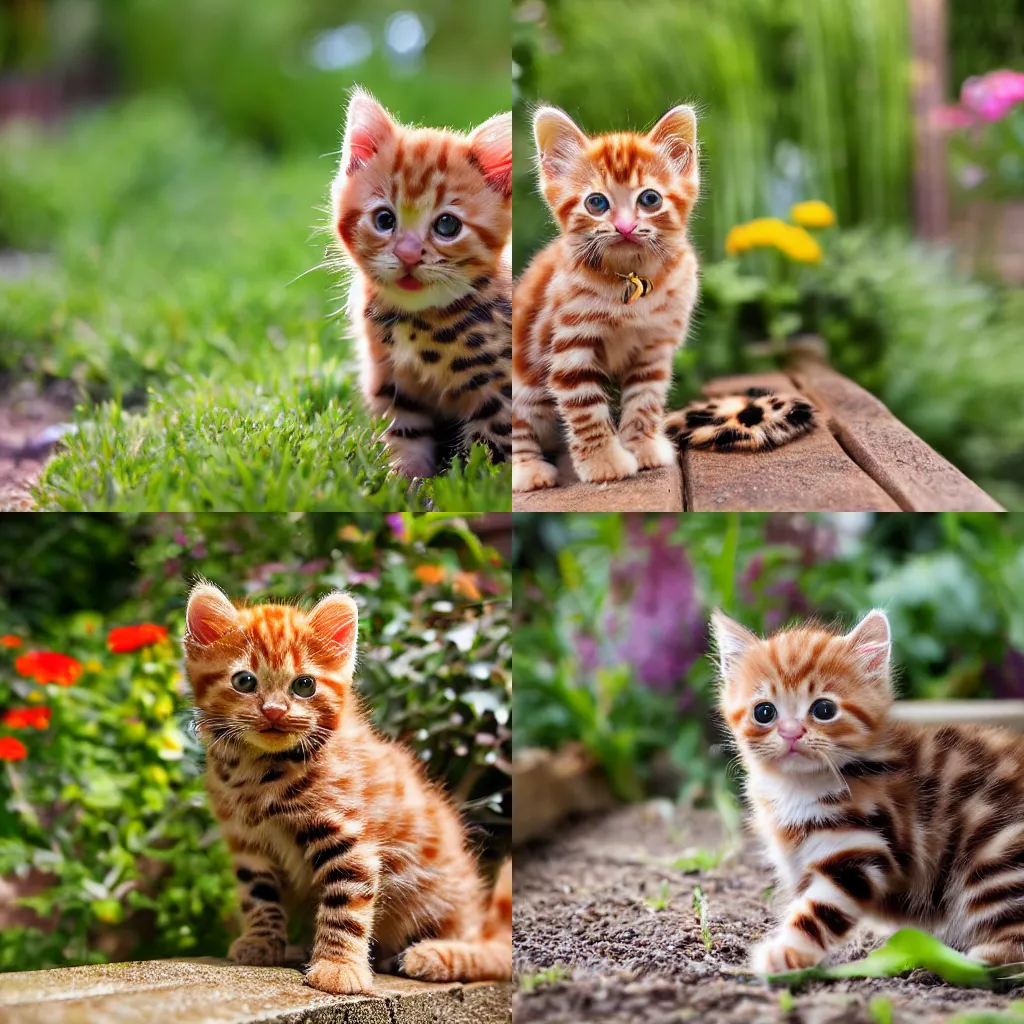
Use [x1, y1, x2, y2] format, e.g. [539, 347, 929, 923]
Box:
[183, 582, 511, 994]
[512, 105, 700, 492]
[714, 608, 1024, 973]
[333, 89, 512, 478]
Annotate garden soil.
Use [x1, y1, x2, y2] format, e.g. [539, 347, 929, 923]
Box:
[513, 803, 1022, 1024]
[0, 384, 74, 510]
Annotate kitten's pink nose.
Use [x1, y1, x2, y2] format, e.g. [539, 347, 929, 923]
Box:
[261, 703, 288, 724]
[778, 718, 805, 742]
[613, 217, 638, 237]
[394, 232, 424, 269]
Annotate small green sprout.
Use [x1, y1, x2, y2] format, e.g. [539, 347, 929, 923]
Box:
[519, 965, 572, 992]
[671, 847, 726, 873]
[777, 989, 796, 1013]
[643, 880, 672, 912]
[692, 885, 712, 951]
[868, 995, 894, 1024]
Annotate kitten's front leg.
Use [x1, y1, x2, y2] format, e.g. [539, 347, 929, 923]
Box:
[461, 388, 511, 463]
[549, 339, 637, 484]
[228, 846, 289, 966]
[753, 862, 874, 974]
[618, 341, 677, 470]
[367, 371, 437, 480]
[298, 819, 380, 995]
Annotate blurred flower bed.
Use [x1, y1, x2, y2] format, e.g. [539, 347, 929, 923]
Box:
[513, 512, 1024, 806]
[0, 513, 510, 971]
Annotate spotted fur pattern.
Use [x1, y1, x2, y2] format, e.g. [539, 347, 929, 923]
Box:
[183, 583, 511, 995]
[664, 388, 816, 452]
[512, 105, 700, 493]
[333, 89, 512, 478]
[713, 608, 1024, 974]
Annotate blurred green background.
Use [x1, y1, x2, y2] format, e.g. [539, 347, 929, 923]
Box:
[0, 0, 510, 511]
[513, 512, 1024, 805]
[513, 0, 1024, 509]
[0, 512, 510, 970]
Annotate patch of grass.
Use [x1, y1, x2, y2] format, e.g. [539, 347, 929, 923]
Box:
[518, 965, 572, 992]
[0, 98, 508, 511]
[671, 847, 727, 874]
[643, 880, 672, 913]
[692, 885, 712, 951]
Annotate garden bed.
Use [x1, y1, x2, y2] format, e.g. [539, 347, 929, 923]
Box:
[513, 803, 1022, 1023]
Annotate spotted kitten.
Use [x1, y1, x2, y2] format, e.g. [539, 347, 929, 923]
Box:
[184, 583, 511, 995]
[665, 388, 816, 452]
[512, 105, 701, 493]
[714, 608, 1024, 974]
[333, 89, 512, 478]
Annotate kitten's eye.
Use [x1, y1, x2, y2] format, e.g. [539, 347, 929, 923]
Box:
[231, 671, 258, 694]
[753, 702, 777, 725]
[637, 189, 662, 210]
[585, 193, 610, 215]
[291, 675, 317, 699]
[810, 698, 838, 721]
[433, 213, 462, 238]
[373, 208, 396, 232]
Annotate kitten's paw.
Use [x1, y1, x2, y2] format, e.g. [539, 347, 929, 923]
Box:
[390, 454, 436, 480]
[304, 958, 374, 995]
[228, 935, 286, 966]
[623, 432, 676, 470]
[402, 940, 456, 982]
[512, 458, 558, 493]
[573, 440, 638, 484]
[750, 934, 821, 975]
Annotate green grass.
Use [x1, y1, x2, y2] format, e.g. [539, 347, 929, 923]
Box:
[518, 965, 572, 992]
[0, 98, 509, 511]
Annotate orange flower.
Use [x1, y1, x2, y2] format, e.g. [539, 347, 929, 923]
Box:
[107, 624, 169, 653]
[452, 571, 482, 601]
[0, 635, 22, 649]
[15, 651, 83, 686]
[2, 707, 51, 730]
[414, 565, 447, 586]
[0, 737, 27, 761]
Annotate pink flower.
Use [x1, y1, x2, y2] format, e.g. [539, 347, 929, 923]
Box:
[961, 69, 1024, 122]
[932, 104, 976, 130]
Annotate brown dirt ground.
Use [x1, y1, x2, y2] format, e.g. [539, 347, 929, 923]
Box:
[513, 803, 1024, 1024]
[0, 382, 75, 510]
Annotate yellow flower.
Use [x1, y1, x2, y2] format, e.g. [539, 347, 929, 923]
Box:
[84, 660, 102, 673]
[724, 224, 750, 255]
[790, 200, 836, 229]
[414, 564, 446, 586]
[339, 525, 364, 543]
[774, 225, 823, 263]
[452, 571, 482, 601]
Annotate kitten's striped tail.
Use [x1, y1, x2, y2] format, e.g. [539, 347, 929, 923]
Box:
[665, 388, 816, 452]
[402, 860, 512, 982]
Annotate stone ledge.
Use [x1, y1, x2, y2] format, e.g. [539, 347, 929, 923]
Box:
[0, 959, 512, 1024]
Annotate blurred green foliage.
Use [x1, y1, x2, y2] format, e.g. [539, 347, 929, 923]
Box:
[950, 0, 1024, 91]
[512, 512, 1024, 804]
[0, 512, 510, 970]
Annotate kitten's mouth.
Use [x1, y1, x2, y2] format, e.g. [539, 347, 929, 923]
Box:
[396, 274, 425, 292]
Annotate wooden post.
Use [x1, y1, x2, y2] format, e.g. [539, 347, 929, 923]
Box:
[908, 0, 950, 239]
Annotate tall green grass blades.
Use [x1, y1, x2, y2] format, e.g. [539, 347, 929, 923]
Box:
[766, 928, 1024, 990]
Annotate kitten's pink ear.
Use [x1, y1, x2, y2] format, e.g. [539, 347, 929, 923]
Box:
[469, 112, 513, 197]
[308, 592, 359, 675]
[709, 610, 759, 677]
[533, 106, 587, 178]
[648, 105, 697, 174]
[844, 609, 891, 681]
[186, 582, 239, 645]
[342, 88, 396, 175]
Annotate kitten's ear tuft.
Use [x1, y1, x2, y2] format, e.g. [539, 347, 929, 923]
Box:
[308, 592, 359, 675]
[709, 610, 759, 677]
[648, 105, 697, 174]
[845, 609, 891, 681]
[533, 106, 588, 178]
[470, 112, 512, 198]
[186, 582, 238, 645]
[342, 88, 396, 175]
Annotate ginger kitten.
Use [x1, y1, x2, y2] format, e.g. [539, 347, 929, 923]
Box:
[713, 608, 1024, 973]
[183, 582, 511, 994]
[333, 89, 513, 479]
[512, 105, 700, 492]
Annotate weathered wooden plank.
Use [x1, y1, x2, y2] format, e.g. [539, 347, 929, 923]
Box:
[682, 373, 901, 512]
[512, 453, 683, 512]
[788, 351, 1004, 511]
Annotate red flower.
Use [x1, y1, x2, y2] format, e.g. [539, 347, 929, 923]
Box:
[0, 635, 22, 649]
[0, 737, 27, 761]
[2, 707, 51, 730]
[107, 624, 169, 653]
[14, 651, 83, 686]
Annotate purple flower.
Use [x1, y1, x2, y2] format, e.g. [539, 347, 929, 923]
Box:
[386, 514, 408, 542]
